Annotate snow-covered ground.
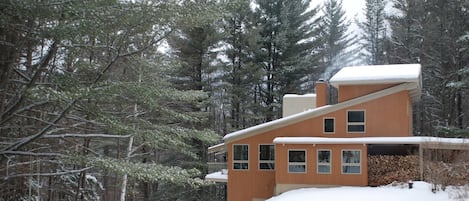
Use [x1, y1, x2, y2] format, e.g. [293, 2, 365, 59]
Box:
[266, 182, 468, 201]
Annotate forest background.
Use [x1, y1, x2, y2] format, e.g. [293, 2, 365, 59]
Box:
[0, 0, 467, 200]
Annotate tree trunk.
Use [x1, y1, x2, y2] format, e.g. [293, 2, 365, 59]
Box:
[119, 136, 133, 201]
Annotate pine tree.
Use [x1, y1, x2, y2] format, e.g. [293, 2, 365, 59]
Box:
[255, 0, 321, 121]
[422, 0, 468, 132]
[168, 25, 218, 91]
[387, 0, 469, 135]
[387, 0, 424, 64]
[218, 0, 263, 131]
[358, 0, 388, 65]
[318, 0, 357, 79]
[0, 0, 219, 200]
[386, 0, 428, 134]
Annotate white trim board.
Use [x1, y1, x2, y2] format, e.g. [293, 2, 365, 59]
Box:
[273, 136, 469, 150]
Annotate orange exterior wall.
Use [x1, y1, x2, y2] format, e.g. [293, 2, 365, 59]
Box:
[227, 143, 276, 201]
[338, 84, 395, 102]
[226, 84, 413, 201]
[275, 144, 367, 186]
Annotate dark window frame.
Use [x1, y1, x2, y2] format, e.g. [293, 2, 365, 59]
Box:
[233, 144, 249, 170]
[341, 149, 361, 174]
[324, 117, 335, 133]
[259, 144, 275, 170]
[317, 149, 332, 174]
[288, 149, 306, 173]
[347, 110, 365, 133]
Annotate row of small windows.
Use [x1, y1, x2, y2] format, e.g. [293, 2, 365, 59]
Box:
[288, 149, 361, 174]
[324, 110, 366, 133]
[233, 144, 275, 170]
[233, 144, 361, 174]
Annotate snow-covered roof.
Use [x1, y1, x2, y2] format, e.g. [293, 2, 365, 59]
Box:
[208, 143, 226, 154]
[330, 64, 421, 87]
[329, 64, 422, 99]
[205, 170, 228, 183]
[273, 136, 469, 149]
[283, 94, 317, 98]
[223, 83, 417, 143]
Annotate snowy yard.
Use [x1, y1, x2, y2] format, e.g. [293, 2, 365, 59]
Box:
[266, 182, 469, 201]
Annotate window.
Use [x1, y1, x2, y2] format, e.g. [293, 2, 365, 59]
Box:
[288, 150, 306, 173]
[317, 150, 331, 174]
[342, 150, 361, 174]
[259, 144, 275, 170]
[324, 118, 335, 133]
[233, 144, 249, 170]
[347, 110, 365, 132]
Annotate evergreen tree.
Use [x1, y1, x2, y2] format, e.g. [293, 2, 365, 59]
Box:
[358, 0, 388, 65]
[317, 0, 358, 104]
[421, 0, 468, 131]
[0, 0, 219, 200]
[386, 0, 424, 64]
[387, 0, 428, 134]
[255, 0, 321, 121]
[219, 0, 263, 131]
[387, 0, 469, 135]
[318, 0, 357, 79]
[168, 25, 218, 91]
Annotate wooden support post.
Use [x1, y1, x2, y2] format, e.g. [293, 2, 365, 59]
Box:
[419, 145, 423, 181]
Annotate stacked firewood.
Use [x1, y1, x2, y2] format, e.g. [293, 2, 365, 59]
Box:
[368, 155, 419, 186]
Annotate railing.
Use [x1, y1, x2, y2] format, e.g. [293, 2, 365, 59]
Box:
[208, 162, 227, 174]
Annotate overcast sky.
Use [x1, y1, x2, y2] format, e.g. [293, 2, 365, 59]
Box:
[310, 0, 366, 22]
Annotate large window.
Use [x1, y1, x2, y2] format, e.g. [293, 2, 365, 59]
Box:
[288, 150, 306, 173]
[342, 150, 361, 174]
[259, 144, 275, 170]
[233, 144, 249, 170]
[324, 118, 335, 133]
[317, 150, 331, 174]
[347, 110, 365, 132]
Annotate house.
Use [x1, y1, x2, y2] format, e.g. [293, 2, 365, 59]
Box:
[205, 64, 469, 201]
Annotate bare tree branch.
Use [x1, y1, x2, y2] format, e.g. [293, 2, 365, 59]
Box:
[0, 159, 61, 172]
[12, 68, 31, 82]
[0, 42, 58, 121]
[44, 134, 131, 138]
[2, 151, 64, 157]
[1, 99, 78, 154]
[0, 31, 172, 158]
[0, 101, 49, 127]
[14, 113, 58, 126]
[3, 167, 93, 180]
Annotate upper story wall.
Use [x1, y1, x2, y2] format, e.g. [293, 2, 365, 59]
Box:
[338, 84, 396, 102]
[227, 89, 414, 147]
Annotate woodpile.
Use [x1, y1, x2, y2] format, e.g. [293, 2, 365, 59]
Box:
[368, 155, 419, 186]
[368, 154, 469, 187]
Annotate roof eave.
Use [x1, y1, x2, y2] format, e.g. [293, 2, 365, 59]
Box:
[208, 143, 226, 154]
[330, 78, 419, 88]
[273, 137, 469, 150]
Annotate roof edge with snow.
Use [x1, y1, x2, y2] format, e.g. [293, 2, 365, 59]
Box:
[329, 64, 421, 87]
[273, 136, 469, 150]
[329, 64, 422, 100]
[205, 171, 228, 183]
